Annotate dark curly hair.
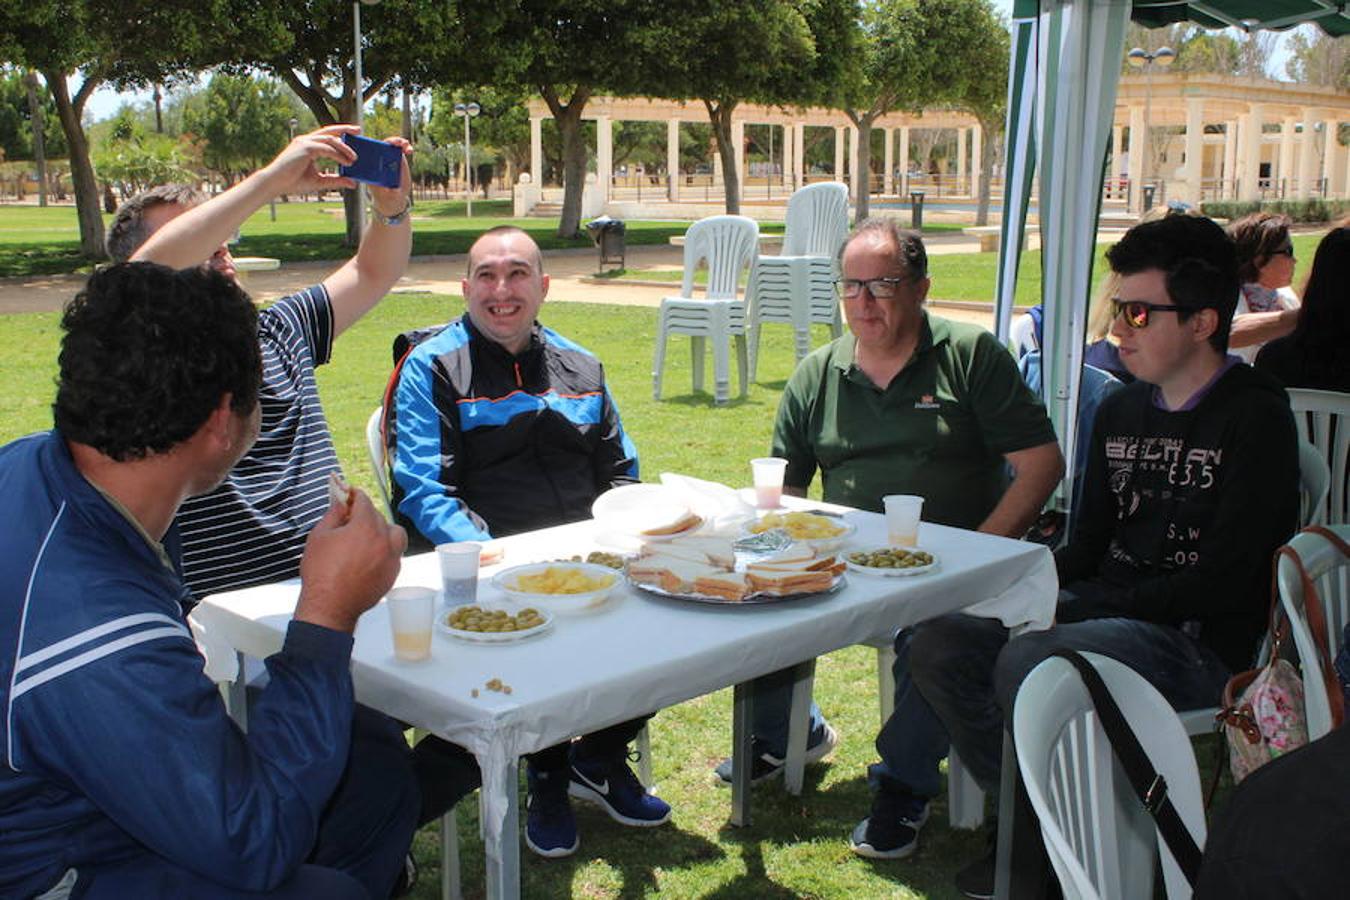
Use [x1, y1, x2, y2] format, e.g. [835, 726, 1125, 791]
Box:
[1105, 215, 1238, 354]
[54, 263, 261, 461]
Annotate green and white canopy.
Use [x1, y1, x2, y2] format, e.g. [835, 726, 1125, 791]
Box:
[994, 0, 1349, 510]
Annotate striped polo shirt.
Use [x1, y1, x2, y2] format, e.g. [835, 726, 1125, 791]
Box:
[175, 286, 338, 599]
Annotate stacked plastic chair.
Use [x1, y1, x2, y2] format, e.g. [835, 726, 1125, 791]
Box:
[653, 215, 760, 405]
[745, 182, 849, 381]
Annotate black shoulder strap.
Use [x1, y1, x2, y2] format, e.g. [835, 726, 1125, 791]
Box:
[1049, 650, 1203, 886]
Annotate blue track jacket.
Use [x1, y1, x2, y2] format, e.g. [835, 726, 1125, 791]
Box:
[390, 316, 639, 546]
[0, 431, 355, 897]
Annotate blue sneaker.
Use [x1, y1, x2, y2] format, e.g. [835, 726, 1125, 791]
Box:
[525, 768, 578, 858]
[568, 751, 672, 827]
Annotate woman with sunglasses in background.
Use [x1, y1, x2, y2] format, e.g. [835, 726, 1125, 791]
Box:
[1255, 223, 1350, 392]
[1227, 211, 1300, 363]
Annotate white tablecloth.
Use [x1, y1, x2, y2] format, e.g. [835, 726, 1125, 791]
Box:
[192, 507, 1056, 875]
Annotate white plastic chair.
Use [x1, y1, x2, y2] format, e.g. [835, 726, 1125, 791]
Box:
[1289, 388, 1350, 525]
[745, 182, 848, 380]
[1299, 439, 1331, 528]
[653, 215, 760, 404]
[1276, 524, 1350, 742]
[365, 406, 395, 519]
[1013, 653, 1206, 900]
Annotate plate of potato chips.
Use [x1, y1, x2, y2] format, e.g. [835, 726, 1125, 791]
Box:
[742, 510, 856, 554]
[491, 562, 619, 613]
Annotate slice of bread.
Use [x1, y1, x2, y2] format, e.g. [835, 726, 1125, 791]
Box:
[640, 511, 703, 537]
[664, 534, 737, 568]
[692, 570, 749, 602]
[745, 568, 836, 596]
[626, 554, 721, 593]
[756, 542, 817, 566]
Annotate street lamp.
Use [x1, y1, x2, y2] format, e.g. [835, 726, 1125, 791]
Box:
[1127, 45, 1175, 211]
[454, 101, 481, 218]
[352, 0, 380, 238]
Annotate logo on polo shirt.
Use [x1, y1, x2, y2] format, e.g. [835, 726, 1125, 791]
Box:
[914, 394, 940, 410]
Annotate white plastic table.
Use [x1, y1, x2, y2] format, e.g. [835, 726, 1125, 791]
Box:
[193, 506, 1056, 899]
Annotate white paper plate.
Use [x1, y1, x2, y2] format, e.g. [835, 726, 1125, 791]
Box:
[844, 548, 940, 577]
[436, 604, 554, 643]
[491, 562, 619, 613]
[591, 483, 691, 535]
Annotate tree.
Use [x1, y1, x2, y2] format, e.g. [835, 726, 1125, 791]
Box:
[227, 0, 460, 244]
[653, 0, 854, 215]
[181, 74, 295, 185]
[0, 1, 285, 258]
[834, 0, 992, 219]
[1285, 29, 1350, 89]
[947, 1, 1008, 227]
[90, 106, 198, 198]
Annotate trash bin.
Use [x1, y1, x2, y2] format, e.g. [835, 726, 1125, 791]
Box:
[1142, 183, 1156, 211]
[909, 190, 926, 231]
[586, 216, 626, 272]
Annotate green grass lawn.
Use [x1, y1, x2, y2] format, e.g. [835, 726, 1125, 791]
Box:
[0, 201, 696, 278]
[0, 281, 1253, 898]
[1, 293, 999, 899]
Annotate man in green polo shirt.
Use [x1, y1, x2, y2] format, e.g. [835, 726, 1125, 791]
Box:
[712, 219, 1063, 827]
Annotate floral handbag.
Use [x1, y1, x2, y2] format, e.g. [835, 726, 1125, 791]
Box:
[1218, 527, 1349, 784]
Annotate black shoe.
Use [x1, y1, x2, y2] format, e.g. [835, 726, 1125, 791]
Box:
[390, 852, 417, 898]
[849, 788, 930, 860]
[954, 835, 996, 899]
[712, 723, 839, 786]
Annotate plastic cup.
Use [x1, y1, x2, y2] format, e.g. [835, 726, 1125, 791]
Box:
[882, 495, 924, 547]
[750, 457, 788, 510]
[386, 586, 436, 662]
[436, 542, 481, 608]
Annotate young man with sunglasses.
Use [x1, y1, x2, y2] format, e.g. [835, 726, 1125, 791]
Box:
[894, 214, 1300, 897]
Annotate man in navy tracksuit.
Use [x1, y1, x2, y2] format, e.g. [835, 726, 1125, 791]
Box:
[390, 226, 670, 859]
[0, 264, 415, 899]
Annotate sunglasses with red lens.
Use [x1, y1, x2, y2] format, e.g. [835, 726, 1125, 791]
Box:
[1111, 299, 1185, 329]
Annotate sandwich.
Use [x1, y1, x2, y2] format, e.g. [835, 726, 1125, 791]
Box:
[640, 511, 703, 538]
[691, 570, 750, 602]
[625, 554, 722, 593]
[661, 534, 736, 568]
[745, 567, 837, 596]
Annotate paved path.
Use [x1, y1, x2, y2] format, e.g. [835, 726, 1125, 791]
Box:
[0, 235, 1005, 330]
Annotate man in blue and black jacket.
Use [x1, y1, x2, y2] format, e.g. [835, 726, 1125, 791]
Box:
[0, 264, 415, 899]
[389, 226, 668, 860]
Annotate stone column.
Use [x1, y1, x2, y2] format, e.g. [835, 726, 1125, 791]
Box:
[1183, 97, 1204, 204]
[1298, 107, 1318, 198]
[1278, 116, 1296, 198]
[898, 126, 911, 196]
[848, 124, 861, 198]
[713, 131, 723, 185]
[956, 127, 968, 194]
[1127, 103, 1146, 212]
[1322, 112, 1340, 196]
[971, 124, 982, 199]
[530, 115, 544, 186]
[596, 114, 613, 205]
[667, 118, 681, 201]
[788, 122, 799, 188]
[834, 125, 846, 184]
[1222, 120, 1237, 200]
[1239, 104, 1263, 199]
[781, 124, 793, 191]
[883, 127, 895, 195]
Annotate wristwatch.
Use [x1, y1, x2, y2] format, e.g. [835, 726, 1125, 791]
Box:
[372, 198, 412, 226]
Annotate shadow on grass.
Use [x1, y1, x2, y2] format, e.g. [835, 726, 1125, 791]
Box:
[697, 840, 800, 899]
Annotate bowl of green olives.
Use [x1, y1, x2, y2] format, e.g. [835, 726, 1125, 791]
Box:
[844, 547, 938, 577]
[438, 603, 554, 642]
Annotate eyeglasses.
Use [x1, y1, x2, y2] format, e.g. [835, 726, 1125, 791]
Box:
[1111, 299, 1186, 329]
[834, 277, 912, 299]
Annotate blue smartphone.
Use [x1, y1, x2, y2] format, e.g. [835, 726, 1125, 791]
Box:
[338, 134, 402, 189]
